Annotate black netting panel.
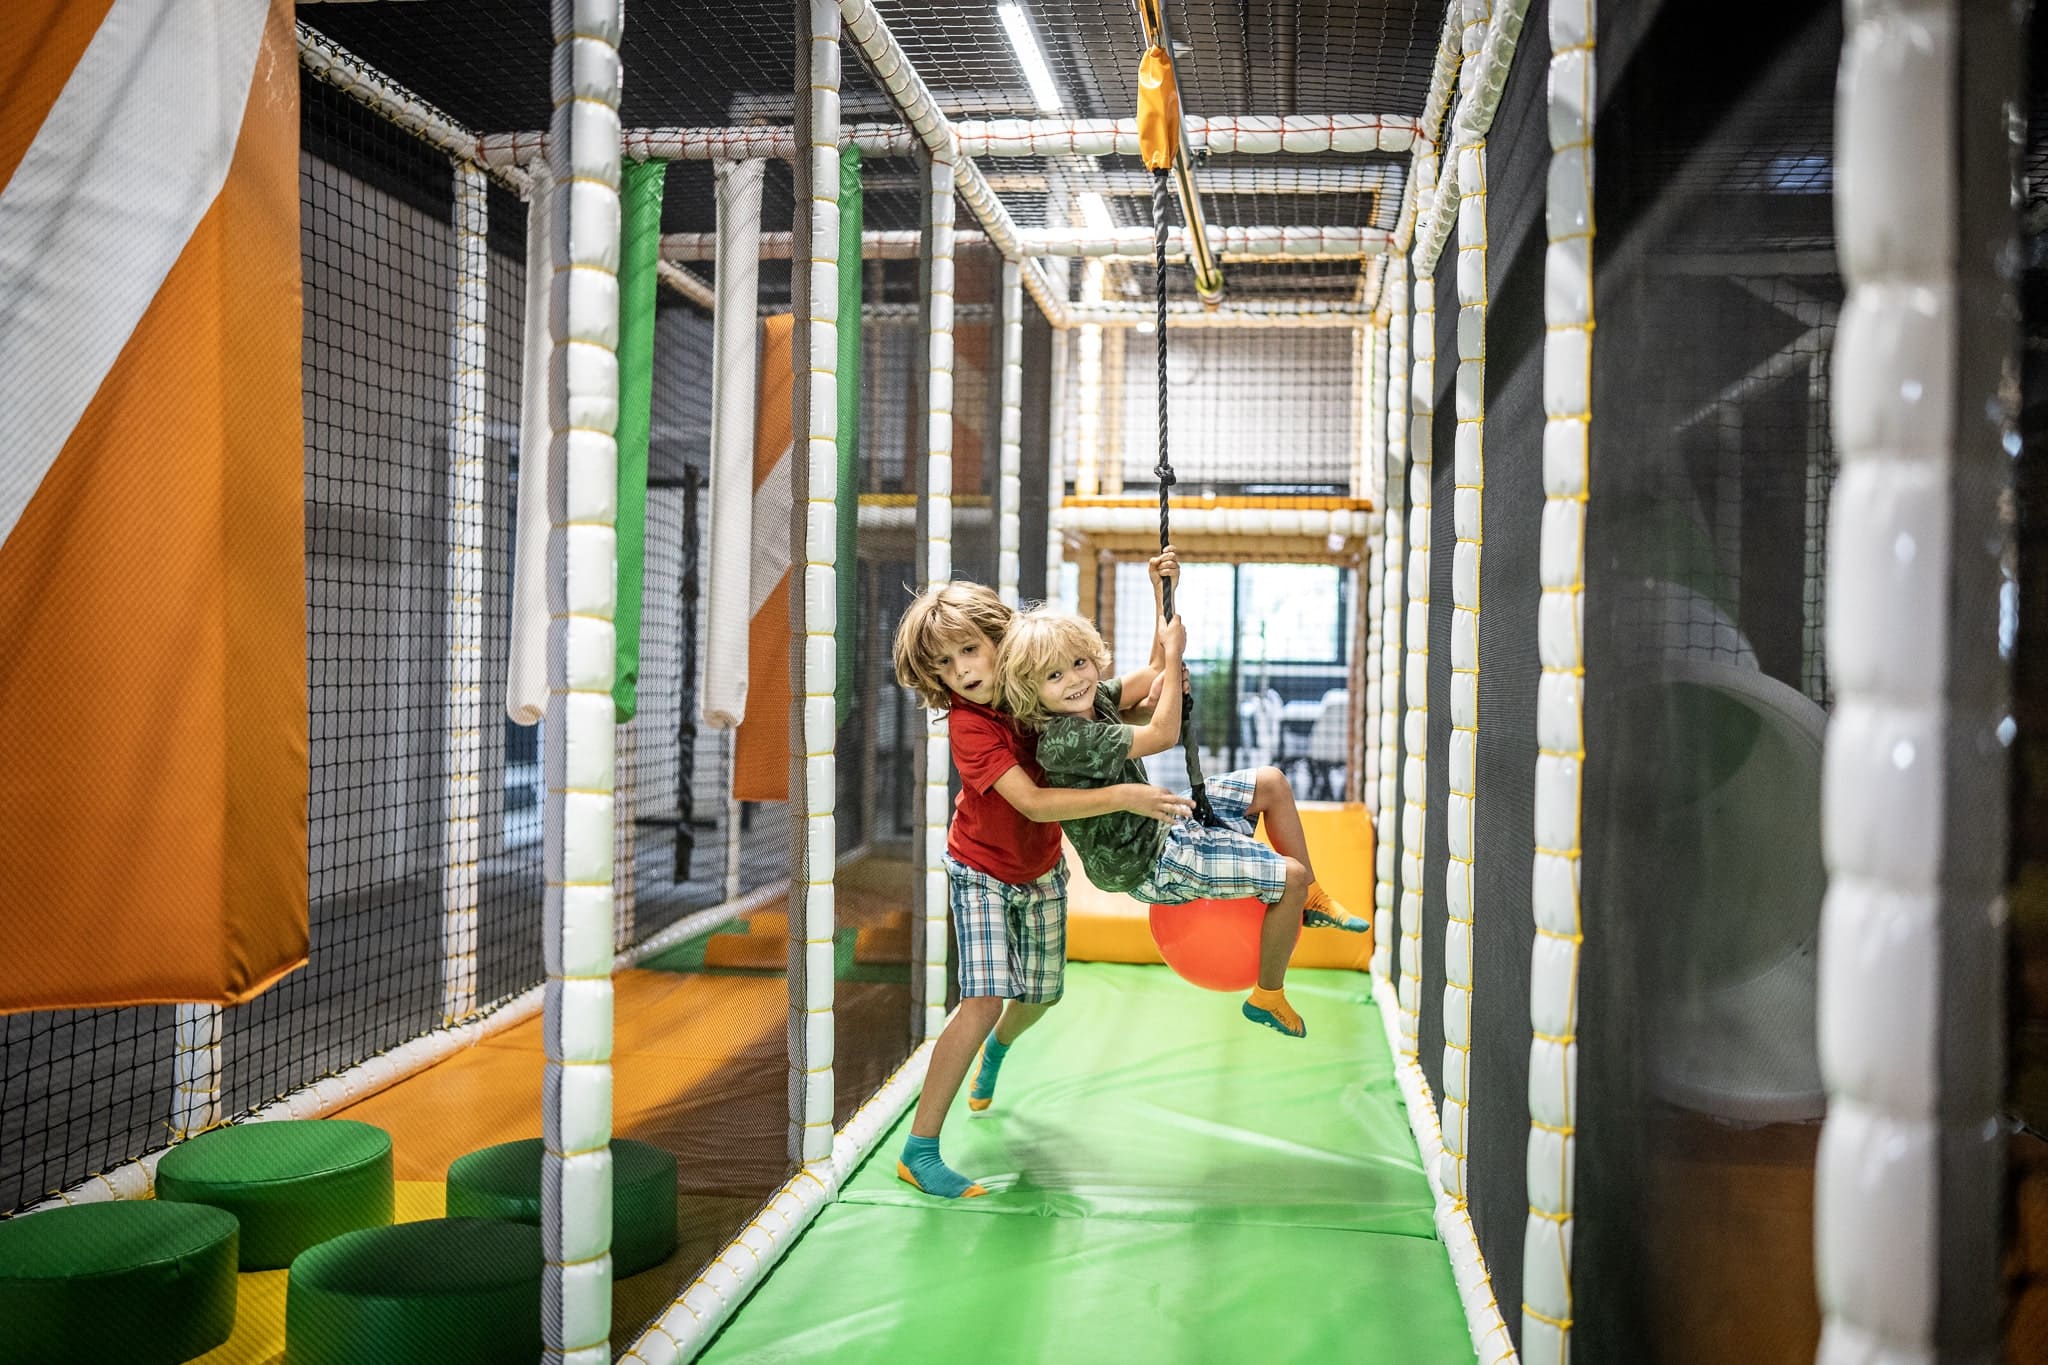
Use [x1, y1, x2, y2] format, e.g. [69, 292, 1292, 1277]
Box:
[226, 75, 459, 1114]
[1466, 7, 1548, 1339]
[476, 184, 546, 1009]
[1419, 253, 1457, 1106]
[1581, 2, 1839, 1358]
[1112, 327, 1358, 493]
[952, 244, 1002, 593]
[2012, 16, 2048, 1361]
[1019, 300, 1057, 602]
[862, 1, 1444, 121]
[0, 1008, 175, 1215]
[629, 302, 725, 939]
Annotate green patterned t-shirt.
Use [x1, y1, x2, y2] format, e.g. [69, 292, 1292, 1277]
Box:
[1037, 679, 1167, 894]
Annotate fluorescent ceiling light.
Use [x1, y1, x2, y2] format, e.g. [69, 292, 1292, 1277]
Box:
[999, 2, 1064, 113]
[1077, 191, 1115, 232]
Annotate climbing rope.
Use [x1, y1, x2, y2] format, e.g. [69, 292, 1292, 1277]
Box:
[1146, 99, 1219, 826]
[1134, 15, 1220, 825]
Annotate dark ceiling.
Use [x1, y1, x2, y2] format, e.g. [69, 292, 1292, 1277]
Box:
[299, 2, 1451, 302]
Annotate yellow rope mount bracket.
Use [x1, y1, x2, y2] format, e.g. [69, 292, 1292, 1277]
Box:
[1131, 0, 1222, 305]
[1137, 42, 1180, 172]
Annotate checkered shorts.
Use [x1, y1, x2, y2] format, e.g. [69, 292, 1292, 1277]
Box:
[1131, 769, 1291, 907]
[944, 854, 1070, 1004]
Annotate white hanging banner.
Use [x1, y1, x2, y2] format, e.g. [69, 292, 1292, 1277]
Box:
[505, 163, 556, 725]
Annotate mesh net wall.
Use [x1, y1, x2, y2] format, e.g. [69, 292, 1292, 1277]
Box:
[1113, 328, 1359, 492]
[953, 243, 1002, 596]
[1462, 4, 1547, 1335]
[1579, 2, 1840, 1358]
[2007, 17, 2048, 1356]
[1, 21, 938, 1342]
[1418, 226, 1457, 1126]
[633, 301, 721, 939]
[1107, 562, 1358, 802]
[0, 1007, 175, 1214]
[1018, 302, 1058, 602]
[226, 73, 468, 1116]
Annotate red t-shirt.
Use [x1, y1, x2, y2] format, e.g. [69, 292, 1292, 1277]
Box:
[944, 695, 1063, 884]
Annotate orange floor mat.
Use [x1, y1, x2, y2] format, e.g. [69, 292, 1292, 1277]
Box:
[335, 967, 910, 1190]
[1065, 801, 1375, 973]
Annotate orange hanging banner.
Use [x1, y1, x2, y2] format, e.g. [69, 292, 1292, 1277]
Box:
[733, 315, 795, 803]
[0, 0, 308, 1012]
[1137, 44, 1180, 172]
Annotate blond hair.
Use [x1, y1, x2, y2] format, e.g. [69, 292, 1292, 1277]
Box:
[892, 581, 1016, 710]
[995, 608, 1114, 729]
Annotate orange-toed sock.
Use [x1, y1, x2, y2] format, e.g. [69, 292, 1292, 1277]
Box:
[897, 1136, 987, 1199]
[967, 1036, 1010, 1112]
[1302, 883, 1369, 932]
[1242, 986, 1305, 1038]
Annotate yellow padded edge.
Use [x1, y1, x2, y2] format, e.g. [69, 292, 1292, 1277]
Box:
[1064, 805, 1375, 973]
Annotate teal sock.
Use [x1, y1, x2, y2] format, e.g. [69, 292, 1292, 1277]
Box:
[898, 1135, 983, 1199]
[969, 1037, 1011, 1109]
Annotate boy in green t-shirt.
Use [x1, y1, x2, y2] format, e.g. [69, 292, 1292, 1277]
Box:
[995, 550, 1367, 1038]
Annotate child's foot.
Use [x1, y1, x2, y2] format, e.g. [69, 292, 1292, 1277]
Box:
[1242, 986, 1306, 1038]
[967, 1036, 1011, 1112]
[897, 1135, 987, 1199]
[1302, 883, 1369, 933]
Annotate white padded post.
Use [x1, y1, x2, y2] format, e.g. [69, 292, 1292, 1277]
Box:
[444, 159, 488, 1025]
[1816, 2, 2014, 1361]
[788, 0, 843, 1169]
[1397, 239, 1435, 1064]
[1374, 257, 1410, 988]
[1522, 2, 1592, 1359]
[1045, 325, 1070, 607]
[997, 258, 1024, 607]
[1363, 321, 1390, 821]
[1441, 134, 1485, 1224]
[170, 1005, 221, 1141]
[912, 149, 956, 1045]
[1075, 260, 1106, 497]
[541, 2, 622, 1359]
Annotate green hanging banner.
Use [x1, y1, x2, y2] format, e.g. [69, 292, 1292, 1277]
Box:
[613, 159, 667, 722]
[836, 146, 864, 726]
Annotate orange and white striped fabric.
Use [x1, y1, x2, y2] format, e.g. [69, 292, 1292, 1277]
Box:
[0, 0, 308, 1011]
[733, 314, 795, 802]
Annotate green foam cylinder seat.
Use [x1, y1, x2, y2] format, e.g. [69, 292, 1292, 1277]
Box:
[0, 1199, 238, 1364]
[154, 1118, 393, 1269]
[446, 1136, 678, 1277]
[285, 1217, 542, 1365]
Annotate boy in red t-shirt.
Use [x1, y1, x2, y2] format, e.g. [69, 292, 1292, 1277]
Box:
[889, 580, 1191, 1198]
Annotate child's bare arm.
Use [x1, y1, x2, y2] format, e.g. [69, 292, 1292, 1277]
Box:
[992, 768, 1193, 822]
[1119, 545, 1180, 709]
[1126, 615, 1187, 759]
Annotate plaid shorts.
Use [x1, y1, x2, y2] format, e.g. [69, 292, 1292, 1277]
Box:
[944, 853, 1070, 1004]
[1131, 769, 1291, 907]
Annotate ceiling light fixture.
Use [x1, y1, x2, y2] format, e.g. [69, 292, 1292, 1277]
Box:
[1077, 191, 1115, 232]
[998, 2, 1064, 113]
